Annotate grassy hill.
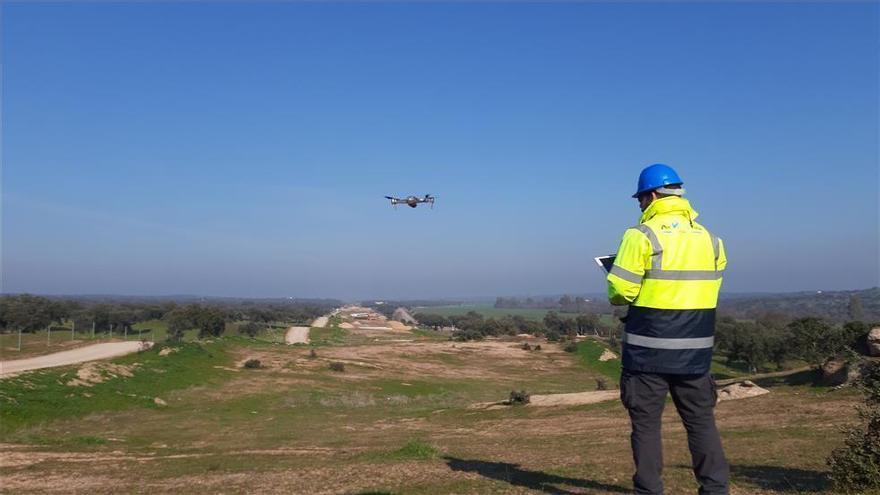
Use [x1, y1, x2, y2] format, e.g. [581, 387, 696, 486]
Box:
[0, 325, 860, 494]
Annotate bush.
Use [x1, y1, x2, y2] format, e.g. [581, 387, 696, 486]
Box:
[563, 341, 578, 353]
[240, 321, 264, 338]
[308, 349, 318, 359]
[596, 377, 609, 390]
[509, 390, 530, 405]
[827, 360, 880, 492]
[521, 342, 531, 351]
[788, 317, 846, 369]
[243, 359, 262, 369]
[534, 344, 542, 351]
[329, 362, 345, 372]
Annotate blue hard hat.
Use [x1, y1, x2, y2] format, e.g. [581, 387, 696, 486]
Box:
[633, 163, 684, 198]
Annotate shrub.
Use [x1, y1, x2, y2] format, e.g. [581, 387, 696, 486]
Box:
[788, 317, 846, 369]
[563, 341, 578, 353]
[240, 321, 263, 338]
[509, 390, 530, 405]
[329, 361, 345, 372]
[596, 377, 609, 390]
[827, 360, 880, 492]
[308, 349, 318, 359]
[521, 342, 531, 351]
[534, 344, 542, 351]
[243, 359, 262, 369]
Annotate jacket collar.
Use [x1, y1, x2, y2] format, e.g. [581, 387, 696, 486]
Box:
[640, 196, 699, 224]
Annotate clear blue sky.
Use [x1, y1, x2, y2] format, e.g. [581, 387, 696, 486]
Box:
[2, 2, 877, 299]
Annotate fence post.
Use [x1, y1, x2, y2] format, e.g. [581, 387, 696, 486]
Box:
[92, 321, 95, 339]
[72, 321, 76, 341]
[18, 328, 22, 351]
[47, 325, 51, 346]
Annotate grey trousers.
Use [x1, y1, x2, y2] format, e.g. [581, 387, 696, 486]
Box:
[619, 370, 729, 495]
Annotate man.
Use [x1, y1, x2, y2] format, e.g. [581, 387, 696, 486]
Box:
[607, 163, 729, 495]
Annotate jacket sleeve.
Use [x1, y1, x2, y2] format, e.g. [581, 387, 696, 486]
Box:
[607, 227, 652, 306]
[717, 237, 727, 272]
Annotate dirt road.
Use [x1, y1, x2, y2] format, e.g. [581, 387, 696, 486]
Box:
[285, 327, 310, 345]
[0, 341, 153, 378]
[311, 316, 329, 328]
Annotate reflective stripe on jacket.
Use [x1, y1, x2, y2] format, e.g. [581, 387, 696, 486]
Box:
[606, 196, 727, 374]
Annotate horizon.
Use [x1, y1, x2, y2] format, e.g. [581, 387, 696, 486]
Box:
[3, 285, 877, 304]
[3, 2, 878, 299]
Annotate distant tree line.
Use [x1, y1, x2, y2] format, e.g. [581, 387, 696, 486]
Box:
[494, 295, 611, 313]
[719, 289, 879, 324]
[418, 310, 619, 343]
[716, 314, 876, 373]
[423, 307, 877, 374]
[0, 294, 335, 342]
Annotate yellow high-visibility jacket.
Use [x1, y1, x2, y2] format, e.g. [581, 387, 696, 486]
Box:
[607, 196, 727, 374]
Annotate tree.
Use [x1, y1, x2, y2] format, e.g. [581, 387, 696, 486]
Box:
[239, 321, 264, 338]
[849, 295, 865, 322]
[788, 317, 845, 369]
[164, 307, 194, 343]
[417, 313, 450, 329]
[0, 294, 59, 332]
[827, 360, 880, 492]
[543, 311, 563, 340]
[558, 295, 574, 313]
[575, 314, 599, 335]
[195, 306, 228, 338]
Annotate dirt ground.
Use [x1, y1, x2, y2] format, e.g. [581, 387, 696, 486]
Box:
[0, 333, 862, 494]
[284, 327, 310, 345]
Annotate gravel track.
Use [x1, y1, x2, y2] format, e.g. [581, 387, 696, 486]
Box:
[0, 341, 153, 378]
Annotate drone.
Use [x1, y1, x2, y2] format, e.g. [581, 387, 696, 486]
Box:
[384, 194, 435, 209]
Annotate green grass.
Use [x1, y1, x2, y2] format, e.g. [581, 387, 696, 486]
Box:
[359, 439, 441, 463]
[710, 355, 749, 380]
[0, 341, 231, 437]
[409, 328, 450, 341]
[573, 339, 621, 380]
[384, 440, 440, 460]
[309, 326, 348, 346]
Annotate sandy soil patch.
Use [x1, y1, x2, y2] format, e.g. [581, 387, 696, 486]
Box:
[311, 316, 329, 328]
[339, 322, 356, 329]
[65, 362, 139, 387]
[717, 380, 770, 402]
[357, 325, 394, 331]
[470, 390, 620, 410]
[285, 327, 310, 345]
[0, 341, 153, 378]
[386, 321, 412, 331]
[599, 349, 618, 361]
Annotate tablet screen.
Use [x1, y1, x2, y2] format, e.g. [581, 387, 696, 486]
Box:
[594, 255, 615, 273]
